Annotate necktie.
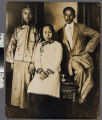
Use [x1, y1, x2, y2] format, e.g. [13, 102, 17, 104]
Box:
[69, 25, 72, 37]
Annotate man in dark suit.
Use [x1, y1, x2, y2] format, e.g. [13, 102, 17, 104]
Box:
[58, 7, 100, 103]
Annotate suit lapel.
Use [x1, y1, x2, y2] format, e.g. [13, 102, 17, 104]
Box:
[71, 23, 79, 50]
[62, 26, 71, 52]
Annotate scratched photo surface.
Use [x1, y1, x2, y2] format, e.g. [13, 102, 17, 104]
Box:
[5, 2, 100, 119]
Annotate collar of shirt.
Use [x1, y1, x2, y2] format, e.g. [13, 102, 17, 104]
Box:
[22, 24, 33, 29]
[22, 25, 29, 28]
[40, 40, 54, 53]
[66, 22, 74, 31]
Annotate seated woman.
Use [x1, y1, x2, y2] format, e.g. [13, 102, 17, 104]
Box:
[27, 24, 63, 118]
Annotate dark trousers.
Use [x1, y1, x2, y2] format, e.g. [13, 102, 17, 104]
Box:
[27, 93, 72, 119]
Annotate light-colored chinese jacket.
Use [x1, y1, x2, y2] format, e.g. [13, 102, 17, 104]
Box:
[27, 41, 63, 98]
[6, 25, 40, 63]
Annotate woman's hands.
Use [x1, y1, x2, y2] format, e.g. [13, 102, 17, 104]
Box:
[40, 70, 49, 80]
[29, 67, 53, 80]
[36, 68, 49, 80]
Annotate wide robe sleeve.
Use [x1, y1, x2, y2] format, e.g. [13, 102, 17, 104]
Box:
[29, 29, 41, 69]
[79, 24, 100, 53]
[6, 28, 17, 63]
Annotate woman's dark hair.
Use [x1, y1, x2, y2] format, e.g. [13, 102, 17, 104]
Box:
[43, 24, 54, 34]
[63, 7, 75, 17]
[41, 24, 55, 41]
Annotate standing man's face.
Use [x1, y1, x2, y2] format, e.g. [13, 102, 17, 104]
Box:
[22, 8, 32, 24]
[64, 9, 75, 24]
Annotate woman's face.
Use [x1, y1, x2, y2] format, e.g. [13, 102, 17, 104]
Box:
[22, 8, 32, 24]
[43, 26, 53, 41]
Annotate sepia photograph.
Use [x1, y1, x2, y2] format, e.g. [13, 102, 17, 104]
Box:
[5, 2, 100, 119]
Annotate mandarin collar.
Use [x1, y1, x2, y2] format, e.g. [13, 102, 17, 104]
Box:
[41, 40, 54, 46]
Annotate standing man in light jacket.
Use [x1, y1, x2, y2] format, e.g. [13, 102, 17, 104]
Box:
[6, 5, 40, 109]
[58, 7, 100, 103]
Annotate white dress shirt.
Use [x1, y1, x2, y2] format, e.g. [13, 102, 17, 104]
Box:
[65, 22, 74, 49]
[6, 25, 37, 63]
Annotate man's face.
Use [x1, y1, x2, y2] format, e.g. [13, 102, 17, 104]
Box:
[64, 9, 75, 24]
[22, 8, 32, 24]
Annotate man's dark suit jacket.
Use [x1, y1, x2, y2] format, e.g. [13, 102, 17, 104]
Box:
[58, 22, 100, 103]
[58, 22, 100, 75]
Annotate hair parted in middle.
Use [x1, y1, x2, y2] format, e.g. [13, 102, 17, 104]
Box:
[41, 24, 55, 41]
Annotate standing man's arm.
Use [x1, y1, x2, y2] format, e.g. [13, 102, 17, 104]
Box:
[6, 28, 17, 64]
[79, 24, 100, 53]
[28, 27, 41, 74]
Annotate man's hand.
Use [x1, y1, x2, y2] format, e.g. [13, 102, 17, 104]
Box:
[40, 70, 49, 80]
[11, 63, 14, 70]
